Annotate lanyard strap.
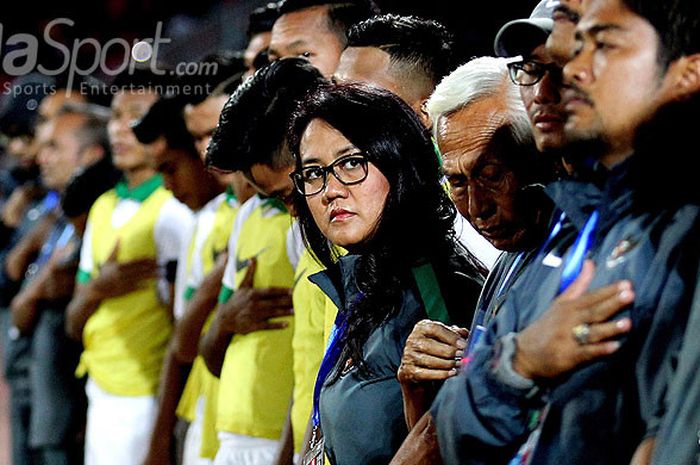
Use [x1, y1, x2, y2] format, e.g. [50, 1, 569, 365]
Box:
[411, 263, 450, 324]
[495, 252, 525, 298]
[538, 211, 567, 256]
[509, 210, 599, 465]
[43, 190, 60, 212]
[465, 252, 526, 362]
[558, 210, 599, 294]
[311, 309, 347, 428]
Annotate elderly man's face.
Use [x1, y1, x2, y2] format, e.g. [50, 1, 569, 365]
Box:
[438, 96, 538, 252]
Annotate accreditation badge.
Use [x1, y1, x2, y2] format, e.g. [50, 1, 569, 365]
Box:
[303, 427, 325, 465]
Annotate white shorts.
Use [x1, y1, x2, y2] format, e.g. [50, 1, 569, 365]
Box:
[183, 396, 213, 465]
[213, 432, 279, 465]
[84, 378, 158, 465]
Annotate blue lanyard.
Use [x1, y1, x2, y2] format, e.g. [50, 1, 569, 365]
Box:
[538, 212, 566, 256]
[311, 309, 348, 428]
[36, 223, 75, 267]
[558, 210, 598, 294]
[509, 210, 599, 465]
[496, 252, 525, 298]
[537, 210, 599, 294]
[42, 191, 60, 212]
[466, 252, 526, 359]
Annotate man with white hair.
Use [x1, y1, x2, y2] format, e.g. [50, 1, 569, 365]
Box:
[428, 0, 700, 461]
[425, 56, 552, 256]
[391, 56, 556, 464]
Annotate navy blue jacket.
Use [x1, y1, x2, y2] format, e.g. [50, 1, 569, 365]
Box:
[433, 158, 700, 464]
[311, 253, 483, 465]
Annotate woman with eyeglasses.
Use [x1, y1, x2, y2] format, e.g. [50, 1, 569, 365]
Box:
[287, 83, 486, 465]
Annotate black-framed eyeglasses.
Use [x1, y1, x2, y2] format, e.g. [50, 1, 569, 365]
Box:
[290, 153, 369, 196]
[506, 57, 561, 86]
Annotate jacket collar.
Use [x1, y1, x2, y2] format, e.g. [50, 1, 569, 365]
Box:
[308, 254, 361, 313]
[545, 156, 637, 233]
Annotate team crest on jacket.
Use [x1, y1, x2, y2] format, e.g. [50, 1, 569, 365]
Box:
[606, 237, 638, 269]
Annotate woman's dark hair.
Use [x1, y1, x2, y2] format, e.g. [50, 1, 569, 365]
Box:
[288, 83, 486, 375]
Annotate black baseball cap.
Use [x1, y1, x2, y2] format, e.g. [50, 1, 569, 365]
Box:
[494, 0, 560, 58]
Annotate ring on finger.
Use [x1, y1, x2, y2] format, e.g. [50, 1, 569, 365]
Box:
[572, 323, 591, 345]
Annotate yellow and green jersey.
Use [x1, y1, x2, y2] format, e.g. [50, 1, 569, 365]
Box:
[76, 175, 193, 396]
[216, 195, 300, 440]
[290, 249, 329, 453]
[176, 189, 239, 458]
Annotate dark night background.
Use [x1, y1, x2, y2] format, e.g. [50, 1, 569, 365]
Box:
[0, 0, 535, 85]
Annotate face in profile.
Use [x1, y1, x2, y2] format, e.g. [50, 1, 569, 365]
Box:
[185, 95, 244, 192]
[562, 0, 667, 166]
[185, 95, 228, 162]
[547, 0, 584, 66]
[268, 5, 345, 78]
[245, 160, 297, 212]
[108, 90, 158, 172]
[516, 44, 568, 152]
[297, 118, 390, 249]
[17, 90, 86, 171]
[152, 148, 212, 211]
[38, 113, 87, 191]
[438, 97, 539, 252]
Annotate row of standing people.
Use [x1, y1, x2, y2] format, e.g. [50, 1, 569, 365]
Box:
[4, 0, 700, 464]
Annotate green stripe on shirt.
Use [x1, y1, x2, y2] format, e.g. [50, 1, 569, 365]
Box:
[218, 285, 234, 304]
[76, 269, 91, 284]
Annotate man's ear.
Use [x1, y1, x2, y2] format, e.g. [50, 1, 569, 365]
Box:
[666, 54, 700, 101]
[417, 99, 431, 129]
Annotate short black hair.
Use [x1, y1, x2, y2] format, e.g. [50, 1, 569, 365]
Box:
[206, 58, 326, 172]
[62, 155, 120, 218]
[248, 2, 282, 37]
[132, 96, 197, 156]
[622, 0, 700, 67]
[277, 0, 380, 45]
[347, 14, 456, 87]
